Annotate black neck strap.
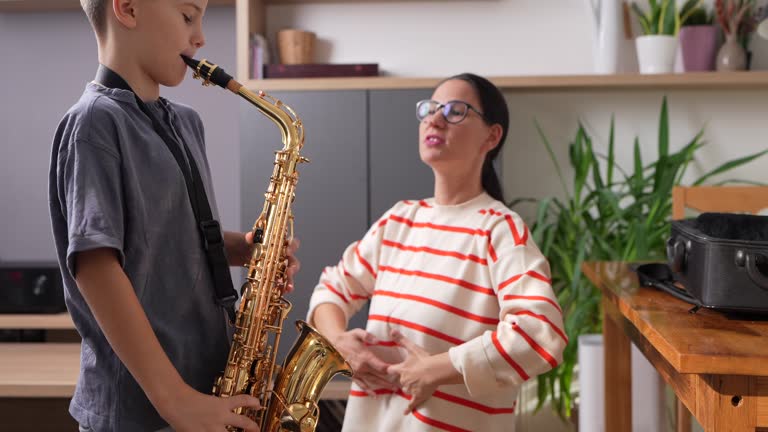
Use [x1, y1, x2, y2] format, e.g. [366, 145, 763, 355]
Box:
[95, 64, 237, 319]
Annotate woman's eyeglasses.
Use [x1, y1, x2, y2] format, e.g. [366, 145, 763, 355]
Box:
[416, 99, 486, 124]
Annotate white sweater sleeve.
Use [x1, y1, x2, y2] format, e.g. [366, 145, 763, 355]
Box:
[306, 213, 388, 325]
[449, 212, 567, 397]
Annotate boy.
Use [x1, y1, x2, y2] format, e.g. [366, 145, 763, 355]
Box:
[48, 1, 297, 430]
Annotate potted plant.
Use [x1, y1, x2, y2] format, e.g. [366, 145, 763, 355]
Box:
[679, 5, 719, 71]
[631, 0, 700, 73]
[715, 0, 757, 71]
[513, 96, 767, 420]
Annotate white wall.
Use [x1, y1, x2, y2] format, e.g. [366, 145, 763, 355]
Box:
[267, 0, 595, 77]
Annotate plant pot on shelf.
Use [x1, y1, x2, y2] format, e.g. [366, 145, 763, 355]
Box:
[716, 34, 747, 71]
[636, 35, 678, 74]
[679, 25, 718, 71]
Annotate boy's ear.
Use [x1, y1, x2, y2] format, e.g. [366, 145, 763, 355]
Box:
[113, 0, 138, 29]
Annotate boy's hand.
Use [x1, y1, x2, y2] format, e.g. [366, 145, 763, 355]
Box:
[159, 384, 261, 432]
[284, 237, 300, 293]
[242, 232, 301, 295]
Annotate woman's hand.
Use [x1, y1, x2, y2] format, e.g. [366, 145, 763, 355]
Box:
[333, 328, 397, 396]
[158, 384, 261, 432]
[386, 329, 439, 414]
[387, 329, 463, 414]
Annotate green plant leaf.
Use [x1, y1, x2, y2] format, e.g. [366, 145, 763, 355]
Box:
[632, 3, 653, 34]
[693, 149, 768, 185]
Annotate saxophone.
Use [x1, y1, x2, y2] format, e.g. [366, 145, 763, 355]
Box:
[182, 56, 353, 432]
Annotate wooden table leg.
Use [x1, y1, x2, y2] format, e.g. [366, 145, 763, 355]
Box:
[603, 297, 632, 432]
[695, 375, 756, 432]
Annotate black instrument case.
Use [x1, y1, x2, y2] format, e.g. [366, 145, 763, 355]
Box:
[665, 213, 768, 314]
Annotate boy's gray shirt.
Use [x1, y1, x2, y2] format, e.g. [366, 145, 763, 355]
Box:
[48, 82, 232, 432]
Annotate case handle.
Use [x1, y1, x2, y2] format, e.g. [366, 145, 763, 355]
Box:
[666, 238, 687, 273]
[735, 251, 768, 291]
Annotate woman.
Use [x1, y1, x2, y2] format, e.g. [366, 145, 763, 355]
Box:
[308, 73, 567, 431]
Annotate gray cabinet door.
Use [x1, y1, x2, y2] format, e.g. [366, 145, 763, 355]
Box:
[368, 89, 434, 222]
[240, 91, 369, 361]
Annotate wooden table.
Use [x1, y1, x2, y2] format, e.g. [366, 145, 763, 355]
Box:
[0, 312, 75, 330]
[583, 261, 768, 432]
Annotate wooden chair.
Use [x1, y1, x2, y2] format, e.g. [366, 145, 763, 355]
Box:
[672, 185, 768, 220]
[671, 185, 768, 432]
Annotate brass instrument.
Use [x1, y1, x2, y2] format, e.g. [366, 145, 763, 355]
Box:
[182, 56, 353, 432]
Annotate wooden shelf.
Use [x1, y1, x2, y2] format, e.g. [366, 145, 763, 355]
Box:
[0, 343, 80, 397]
[242, 71, 768, 92]
[0, 313, 74, 330]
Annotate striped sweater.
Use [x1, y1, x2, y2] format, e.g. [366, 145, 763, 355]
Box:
[307, 192, 567, 432]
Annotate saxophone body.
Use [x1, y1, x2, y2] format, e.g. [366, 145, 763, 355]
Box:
[183, 56, 353, 432]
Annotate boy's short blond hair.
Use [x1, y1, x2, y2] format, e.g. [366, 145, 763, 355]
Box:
[80, 0, 108, 36]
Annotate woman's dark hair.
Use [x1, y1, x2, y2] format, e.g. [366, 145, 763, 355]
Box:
[441, 73, 509, 202]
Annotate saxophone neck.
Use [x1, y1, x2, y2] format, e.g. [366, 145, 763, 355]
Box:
[237, 88, 305, 153]
[182, 55, 304, 152]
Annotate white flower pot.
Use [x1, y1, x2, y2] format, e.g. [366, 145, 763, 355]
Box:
[577, 333, 666, 431]
[635, 35, 678, 74]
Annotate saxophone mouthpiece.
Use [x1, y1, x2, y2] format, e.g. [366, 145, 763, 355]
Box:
[181, 54, 235, 90]
[181, 54, 199, 69]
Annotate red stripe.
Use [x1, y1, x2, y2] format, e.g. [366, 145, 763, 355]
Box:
[339, 260, 351, 277]
[491, 331, 529, 380]
[521, 225, 529, 245]
[374, 291, 498, 325]
[382, 240, 488, 265]
[322, 282, 349, 304]
[512, 323, 559, 368]
[503, 294, 562, 313]
[418, 200, 433, 208]
[354, 242, 376, 277]
[379, 265, 495, 296]
[378, 218, 388, 227]
[514, 310, 568, 343]
[487, 233, 498, 263]
[478, 208, 504, 216]
[365, 340, 398, 347]
[433, 390, 516, 414]
[412, 410, 471, 432]
[368, 315, 464, 345]
[337, 261, 370, 300]
[497, 270, 552, 291]
[389, 215, 490, 237]
[350, 388, 515, 415]
[504, 214, 528, 246]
